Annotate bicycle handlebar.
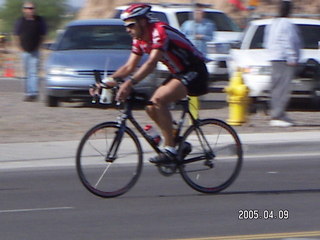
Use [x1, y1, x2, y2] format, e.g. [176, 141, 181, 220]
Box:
[90, 70, 152, 106]
[90, 70, 118, 104]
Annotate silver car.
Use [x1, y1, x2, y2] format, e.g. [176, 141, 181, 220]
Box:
[45, 18, 157, 107]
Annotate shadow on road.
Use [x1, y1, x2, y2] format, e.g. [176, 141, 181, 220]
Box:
[221, 188, 320, 195]
[113, 188, 320, 200]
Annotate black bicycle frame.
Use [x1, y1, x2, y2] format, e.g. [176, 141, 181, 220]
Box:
[104, 91, 213, 164]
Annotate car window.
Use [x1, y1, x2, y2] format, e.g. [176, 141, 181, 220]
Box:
[56, 25, 132, 51]
[297, 24, 320, 49]
[249, 23, 320, 49]
[250, 25, 265, 49]
[177, 11, 241, 32]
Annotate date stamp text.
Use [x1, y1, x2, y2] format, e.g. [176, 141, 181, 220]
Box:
[238, 209, 289, 220]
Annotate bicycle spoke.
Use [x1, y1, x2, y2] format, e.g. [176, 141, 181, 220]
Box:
[76, 122, 143, 198]
[213, 126, 223, 149]
[94, 163, 111, 188]
[88, 140, 105, 158]
[179, 119, 242, 193]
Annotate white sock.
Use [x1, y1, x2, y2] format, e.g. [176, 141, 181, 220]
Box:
[164, 146, 177, 155]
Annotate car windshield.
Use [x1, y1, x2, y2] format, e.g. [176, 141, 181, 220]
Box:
[113, 9, 241, 32]
[250, 23, 320, 49]
[56, 25, 132, 51]
[177, 11, 241, 32]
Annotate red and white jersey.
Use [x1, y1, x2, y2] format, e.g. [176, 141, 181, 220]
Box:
[132, 22, 205, 74]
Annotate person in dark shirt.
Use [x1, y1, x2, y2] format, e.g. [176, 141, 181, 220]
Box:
[14, 1, 47, 102]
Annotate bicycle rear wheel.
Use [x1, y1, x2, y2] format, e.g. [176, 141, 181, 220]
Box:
[178, 118, 242, 194]
[76, 122, 143, 198]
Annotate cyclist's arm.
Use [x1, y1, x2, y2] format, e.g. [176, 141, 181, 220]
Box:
[115, 49, 163, 102]
[111, 52, 141, 79]
[128, 49, 163, 85]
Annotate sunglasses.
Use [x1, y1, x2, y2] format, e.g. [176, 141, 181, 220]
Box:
[24, 7, 35, 9]
[125, 23, 136, 28]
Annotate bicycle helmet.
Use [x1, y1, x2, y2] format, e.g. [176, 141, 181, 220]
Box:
[120, 4, 152, 21]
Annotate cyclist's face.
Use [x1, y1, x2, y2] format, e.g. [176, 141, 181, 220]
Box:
[125, 19, 143, 39]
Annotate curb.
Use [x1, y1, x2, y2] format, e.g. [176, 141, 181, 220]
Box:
[243, 141, 320, 156]
[1, 131, 320, 169]
[239, 131, 320, 156]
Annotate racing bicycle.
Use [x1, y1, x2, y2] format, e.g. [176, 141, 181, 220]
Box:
[76, 74, 243, 198]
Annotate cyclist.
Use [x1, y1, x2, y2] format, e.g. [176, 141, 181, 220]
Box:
[91, 4, 209, 163]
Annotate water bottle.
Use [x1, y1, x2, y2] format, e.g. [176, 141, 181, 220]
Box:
[144, 124, 161, 145]
[99, 88, 113, 104]
[99, 77, 116, 104]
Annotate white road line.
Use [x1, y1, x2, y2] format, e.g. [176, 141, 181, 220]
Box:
[245, 151, 320, 160]
[0, 206, 74, 213]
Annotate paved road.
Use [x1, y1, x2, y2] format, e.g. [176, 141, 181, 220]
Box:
[0, 154, 319, 240]
[1, 77, 320, 240]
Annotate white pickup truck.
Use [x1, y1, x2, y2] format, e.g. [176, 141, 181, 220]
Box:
[228, 18, 320, 107]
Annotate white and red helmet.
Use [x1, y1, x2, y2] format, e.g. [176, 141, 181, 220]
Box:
[120, 4, 152, 21]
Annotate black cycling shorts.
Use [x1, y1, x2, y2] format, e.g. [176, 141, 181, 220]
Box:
[163, 61, 209, 96]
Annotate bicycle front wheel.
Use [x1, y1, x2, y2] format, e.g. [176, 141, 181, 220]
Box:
[76, 122, 143, 198]
[178, 119, 242, 194]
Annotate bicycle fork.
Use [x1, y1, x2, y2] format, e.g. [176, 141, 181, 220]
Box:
[105, 123, 126, 163]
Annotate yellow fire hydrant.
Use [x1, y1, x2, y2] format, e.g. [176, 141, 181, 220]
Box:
[224, 71, 249, 126]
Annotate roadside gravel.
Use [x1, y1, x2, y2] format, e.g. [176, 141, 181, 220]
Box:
[1, 78, 320, 144]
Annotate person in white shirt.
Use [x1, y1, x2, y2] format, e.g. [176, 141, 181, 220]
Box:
[263, 0, 302, 127]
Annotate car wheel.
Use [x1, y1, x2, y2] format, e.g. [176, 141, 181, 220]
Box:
[46, 95, 59, 107]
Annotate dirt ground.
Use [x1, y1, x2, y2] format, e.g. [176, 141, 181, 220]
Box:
[1, 78, 320, 144]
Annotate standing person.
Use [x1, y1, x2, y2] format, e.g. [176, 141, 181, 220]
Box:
[181, 3, 215, 56]
[263, 0, 301, 127]
[90, 4, 209, 164]
[14, 1, 47, 102]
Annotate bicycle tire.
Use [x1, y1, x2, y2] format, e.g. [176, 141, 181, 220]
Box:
[178, 118, 242, 194]
[76, 122, 143, 198]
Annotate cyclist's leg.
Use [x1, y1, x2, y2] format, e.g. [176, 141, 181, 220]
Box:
[146, 78, 187, 147]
